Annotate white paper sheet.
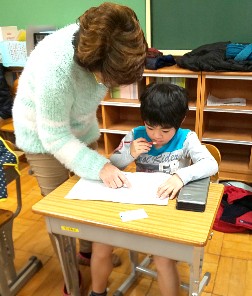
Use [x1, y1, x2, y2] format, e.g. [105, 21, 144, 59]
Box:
[207, 93, 247, 106]
[65, 172, 171, 205]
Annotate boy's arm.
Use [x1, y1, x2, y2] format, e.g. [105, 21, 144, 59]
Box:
[176, 132, 218, 185]
[110, 131, 135, 170]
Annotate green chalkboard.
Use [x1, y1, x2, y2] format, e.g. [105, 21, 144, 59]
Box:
[0, 0, 146, 33]
[151, 0, 252, 51]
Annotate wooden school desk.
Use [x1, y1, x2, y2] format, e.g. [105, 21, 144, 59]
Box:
[32, 176, 224, 296]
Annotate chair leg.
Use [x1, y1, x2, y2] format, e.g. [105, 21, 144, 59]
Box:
[0, 222, 43, 296]
[0, 167, 43, 296]
[0, 222, 17, 283]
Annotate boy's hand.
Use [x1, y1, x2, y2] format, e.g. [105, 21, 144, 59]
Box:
[157, 174, 183, 200]
[130, 138, 153, 158]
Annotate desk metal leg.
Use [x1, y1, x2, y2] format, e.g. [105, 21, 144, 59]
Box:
[189, 247, 210, 296]
[53, 234, 80, 296]
[113, 252, 156, 296]
[111, 245, 210, 296]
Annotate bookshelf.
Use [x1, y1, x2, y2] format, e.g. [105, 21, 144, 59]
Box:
[98, 66, 252, 182]
[200, 72, 252, 182]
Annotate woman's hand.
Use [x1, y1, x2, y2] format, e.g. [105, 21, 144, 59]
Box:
[99, 162, 131, 188]
[130, 138, 152, 158]
[157, 174, 183, 200]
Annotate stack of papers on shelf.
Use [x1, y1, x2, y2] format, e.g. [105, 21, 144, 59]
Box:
[207, 94, 246, 106]
[65, 172, 171, 205]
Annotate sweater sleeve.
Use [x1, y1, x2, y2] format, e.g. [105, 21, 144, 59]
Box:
[175, 132, 218, 185]
[37, 74, 109, 179]
[110, 131, 135, 169]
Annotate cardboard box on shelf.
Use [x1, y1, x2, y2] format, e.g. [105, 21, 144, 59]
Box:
[0, 26, 18, 41]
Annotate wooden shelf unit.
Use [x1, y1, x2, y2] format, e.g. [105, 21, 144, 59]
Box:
[200, 72, 252, 182]
[5, 66, 252, 182]
[99, 65, 201, 156]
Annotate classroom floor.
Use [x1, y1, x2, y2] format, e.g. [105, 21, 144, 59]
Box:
[2, 161, 252, 296]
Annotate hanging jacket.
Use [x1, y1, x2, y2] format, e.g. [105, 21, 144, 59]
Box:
[0, 64, 13, 119]
[176, 41, 252, 72]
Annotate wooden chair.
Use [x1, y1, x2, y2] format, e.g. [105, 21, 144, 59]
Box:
[0, 140, 42, 296]
[114, 144, 221, 296]
[4, 140, 26, 162]
[0, 118, 15, 144]
[204, 143, 221, 183]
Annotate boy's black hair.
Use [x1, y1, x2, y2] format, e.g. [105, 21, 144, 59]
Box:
[139, 82, 189, 130]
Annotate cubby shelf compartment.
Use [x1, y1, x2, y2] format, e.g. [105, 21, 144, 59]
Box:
[202, 141, 252, 182]
[200, 72, 252, 182]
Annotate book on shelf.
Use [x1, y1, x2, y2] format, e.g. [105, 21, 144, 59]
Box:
[156, 77, 186, 88]
[111, 81, 145, 100]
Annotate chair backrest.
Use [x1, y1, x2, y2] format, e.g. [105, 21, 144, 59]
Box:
[204, 143, 221, 183]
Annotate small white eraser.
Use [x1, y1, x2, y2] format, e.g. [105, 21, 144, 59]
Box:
[119, 208, 148, 222]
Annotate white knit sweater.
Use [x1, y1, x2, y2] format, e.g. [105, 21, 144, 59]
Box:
[13, 24, 109, 180]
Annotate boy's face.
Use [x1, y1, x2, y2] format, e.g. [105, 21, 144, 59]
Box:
[144, 122, 176, 148]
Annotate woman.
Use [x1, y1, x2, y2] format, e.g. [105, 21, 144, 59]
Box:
[13, 2, 147, 295]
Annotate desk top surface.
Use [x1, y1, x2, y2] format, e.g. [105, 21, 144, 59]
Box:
[32, 176, 224, 247]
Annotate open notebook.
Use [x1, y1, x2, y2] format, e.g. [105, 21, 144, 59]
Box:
[65, 172, 171, 205]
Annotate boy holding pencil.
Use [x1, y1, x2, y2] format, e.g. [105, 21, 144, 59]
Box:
[110, 82, 218, 295]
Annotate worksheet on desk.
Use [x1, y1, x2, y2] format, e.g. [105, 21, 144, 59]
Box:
[65, 172, 171, 205]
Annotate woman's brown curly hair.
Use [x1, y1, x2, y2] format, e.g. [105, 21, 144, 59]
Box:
[72, 2, 147, 86]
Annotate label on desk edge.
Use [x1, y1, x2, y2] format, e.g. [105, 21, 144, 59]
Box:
[61, 226, 79, 232]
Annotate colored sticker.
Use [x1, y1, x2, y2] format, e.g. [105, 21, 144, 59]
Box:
[61, 226, 79, 232]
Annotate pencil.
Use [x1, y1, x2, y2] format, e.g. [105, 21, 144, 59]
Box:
[123, 141, 155, 144]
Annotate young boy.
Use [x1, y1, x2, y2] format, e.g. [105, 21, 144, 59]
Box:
[110, 82, 218, 295]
